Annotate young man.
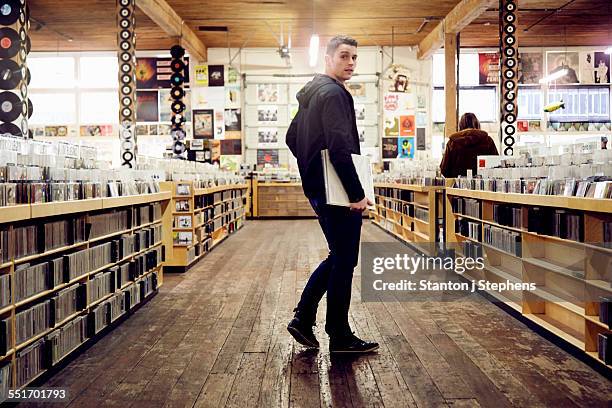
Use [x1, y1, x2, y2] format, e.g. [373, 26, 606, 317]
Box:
[285, 35, 378, 353]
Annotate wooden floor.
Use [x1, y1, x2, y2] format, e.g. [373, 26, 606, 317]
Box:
[21, 220, 611, 408]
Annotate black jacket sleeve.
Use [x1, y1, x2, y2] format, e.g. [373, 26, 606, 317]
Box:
[286, 110, 299, 157]
[440, 140, 452, 178]
[321, 91, 365, 203]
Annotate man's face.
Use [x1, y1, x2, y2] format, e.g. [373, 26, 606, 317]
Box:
[325, 44, 357, 82]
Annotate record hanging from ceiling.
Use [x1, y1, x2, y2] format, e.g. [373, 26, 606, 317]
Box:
[170, 44, 187, 159]
[499, 0, 518, 156]
[0, 0, 30, 138]
[117, 0, 137, 167]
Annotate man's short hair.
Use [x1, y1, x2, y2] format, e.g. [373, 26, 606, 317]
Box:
[326, 35, 358, 56]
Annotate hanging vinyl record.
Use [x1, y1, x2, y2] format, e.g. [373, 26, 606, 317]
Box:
[119, 18, 130, 29]
[0, 59, 21, 90]
[505, 35, 515, 46]
[27, 97, 32, 119]
[173, 141, 186, 155]
[504, 13, 515, 23]
[171, 59, 185, 73]
[121, 84, 131, 95]
[170, 45, 185, 59]
[0, 0, 19, 26]
[121, 73, 131, 84]
[505, 58, 516, 68]
[0, 27, 19, 58]
[171, 128, 186, 140]
[120, 40, 131, 51]
[121, 96, 132, 106]
[19, 81, 25, 98]
[120, 51, 131, 62]
[504, 127, 516, 137]
[171, 114, 185, 126]
[0, 122, 21, 136]
[171, 101, 185, 114]
[0, 90, 20, 122]
[121, 107, 132, 117]
[170, 86, 184, 99]
[119, 29, 131, 41]
[504, 113, 516, 123]
[20, 117, 26, 134]
[170, 72, 184, 86]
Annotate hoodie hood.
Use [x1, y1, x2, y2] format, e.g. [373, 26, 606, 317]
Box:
[296, 74, 342, 108]
[449, 128, 491, 147]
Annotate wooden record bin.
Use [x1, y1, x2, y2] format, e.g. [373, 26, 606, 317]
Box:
[160, 181, 248, 271]
[445, 188, 612, 369]
[252, 180, 315, 218]
[371, 183, 445, 256]
[0, 191, 171, 391]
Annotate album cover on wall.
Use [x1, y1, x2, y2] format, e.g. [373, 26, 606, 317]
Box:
[136, 57, 190, 89]
[594, 52, 610, 84]
[382, 137, 398, 159]
[354, 105, 366, 121]
[220, 139, 242, 155]
[346, 83, 366, 101]
[398, 137, 415, 159]
[479, 53, 500, 84]
[384, 115, 399, 137]
[416, 128, 426, 151]
[208, 65, 224, 87]
[257, 84, 279, 103]
[193, 109, 214, 139]
[519, 52, 543, 84]
[547, 52, 580, 83]
[257, 149, 279, 168]
[358, 127, 365, 143]
[190, 139, 204, 151]
[224, 109, 241, 131]
[399, 115, 415, 136]
[80, 125, 113, 137]
[136, 91, 159, 122]
[257, 106, 278, 123]
[257, 128, 278, 146]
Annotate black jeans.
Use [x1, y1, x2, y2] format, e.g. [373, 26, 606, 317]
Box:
[296, 195, 363, 340]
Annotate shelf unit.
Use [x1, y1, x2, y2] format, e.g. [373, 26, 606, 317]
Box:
[160, 182, 248, 271]
[446, 188, 612, 369]
[370, 183, 446, 256]
[0, 191, 172, 393]
[251, 180, 315, 218]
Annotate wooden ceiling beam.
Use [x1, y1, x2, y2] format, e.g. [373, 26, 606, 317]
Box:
[136, 0, 207, 61]
[417, 0, 496, 59]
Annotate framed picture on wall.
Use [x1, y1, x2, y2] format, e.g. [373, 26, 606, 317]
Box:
[193, 109, 214, 139]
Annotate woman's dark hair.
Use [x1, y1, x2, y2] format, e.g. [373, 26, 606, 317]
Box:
[458, 113, 480, 130]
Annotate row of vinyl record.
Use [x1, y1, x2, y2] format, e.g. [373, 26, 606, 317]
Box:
[0, 179, 161, 207]
[493, 204, 522, 229]
[527, 207, 584, 243]
[454, 177, 612, 199]
[0, 226, 163, 310]
[456, 219, 482, 241]
[0, 210, 162, 264]
[0, 261, 162, 356]
[451, 197, 481, 219]
[0, 271, 159, 399]
[483, 224, 522, 257]
[374, 187, 414, 203]
[462, 241, 483, 259]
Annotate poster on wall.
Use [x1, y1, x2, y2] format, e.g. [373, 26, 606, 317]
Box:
[384, 64, 410, 93]
[220, 139, 242, 155]
[384, 115, 399, 137]
[257, 106, 278, 123]
[148, 124, 159, 135]
[398, 137, 415, 159]
[194, 65, 209, 86]
[346, 83, 366, 101]
[227, 66, 239, 85]
[257, 149, 279, 167]
[220, 155, 241, 171]
[194, 87, 225, 110]
[382, 137, 398, 159]
[416, 112, 427, 127]
[546, 52, 580, 83]
[357, 127, 365, 143]
[579, 52, 595, 84]
[594, 52, 610, 83]
[399, 115, 415, 136]
[136, 57, 190, 89]
[354, 104, 366, 121]
[226, 86, 241, 108]
[211, 140, 221, 163]
[80, 125, 113, 137]
[215, 110, 225, 139]
[383, 94, 399, 112]
[136, 91, 159, 122]
[208, 65, 224, 87]
[416, 128, 426, 151]
[257, 84, 279, 103]
[479, 53, 500, 84]
[224, 109, 241, 131]
[519, 52, 543, 84]
[159, 89, 191, 122]
[257, 128, 278, 146]
[193, 109, 214, 139]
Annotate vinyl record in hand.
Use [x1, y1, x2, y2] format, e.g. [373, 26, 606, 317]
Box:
[0, 91, 20, 122]
[0, 122, 21, 136]
[0, 59, 21, 90]
[170, 45, 185, 59]
[171, 100, 185, 114]
[170, 86, 184, 99]
[0, 0, 19, 26]
[0, 27, 19, 58]
[170, 72, 184, 86]
[171, 59, 185, 73]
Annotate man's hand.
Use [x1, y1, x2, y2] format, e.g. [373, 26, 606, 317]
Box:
[349, 197, 373, 212]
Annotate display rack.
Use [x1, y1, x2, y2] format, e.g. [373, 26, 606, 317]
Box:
[371, 183, 446, 256]
[0, 191, 171, 391]
[160, 182, 248, 271]
[445, 188, 612, 369]
[251, 180, 315, 218]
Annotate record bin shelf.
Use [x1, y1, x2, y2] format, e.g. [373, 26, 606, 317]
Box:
[251, 179, 315, 218]
[161, 181, 248, 272]
[370, 183, 446, 256]
[0, 192, 171, 394]
[445, 188, 612, 369]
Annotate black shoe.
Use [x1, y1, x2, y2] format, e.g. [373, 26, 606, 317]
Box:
[329, 333, 379, 353]
[287, 317, 319, 348]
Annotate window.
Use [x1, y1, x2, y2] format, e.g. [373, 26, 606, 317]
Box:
[548, 85, 610, 122]
[79, 57, 118, 88]
[28, 57, 76, 89]
[518, 86, 542, 120]
[29, 93, 76, 124]
[432, 87, 498, 123]
[80, 92, 118, 123]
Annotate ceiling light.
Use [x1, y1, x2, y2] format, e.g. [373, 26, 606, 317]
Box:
[309, 34, 319, 67]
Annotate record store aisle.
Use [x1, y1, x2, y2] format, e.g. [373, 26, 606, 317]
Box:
[19, 220, 611, 408]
